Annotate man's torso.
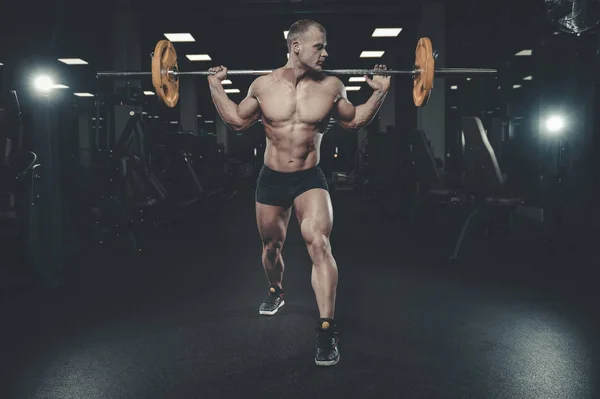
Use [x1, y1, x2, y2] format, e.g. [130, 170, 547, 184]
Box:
[253, 69, 341, 172]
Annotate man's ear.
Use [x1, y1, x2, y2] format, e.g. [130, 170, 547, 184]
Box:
[293, 41, 300, 54]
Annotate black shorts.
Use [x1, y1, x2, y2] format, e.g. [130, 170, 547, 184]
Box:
[255, 164, 329, 208]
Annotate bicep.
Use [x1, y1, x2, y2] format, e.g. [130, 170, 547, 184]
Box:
[237, 95, 260, 122]
[333, 97, 356, 123]
[331, 81, 355, 124]
[237, 80, 261, 122]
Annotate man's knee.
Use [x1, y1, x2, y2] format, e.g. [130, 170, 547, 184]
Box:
[263, 239, 284, 261]
[301, 223, 331, 255]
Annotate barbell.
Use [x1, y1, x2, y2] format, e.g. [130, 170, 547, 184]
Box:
[97, 37, 497, 108]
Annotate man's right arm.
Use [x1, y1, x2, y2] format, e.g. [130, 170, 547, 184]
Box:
[209, 78, 261, 131]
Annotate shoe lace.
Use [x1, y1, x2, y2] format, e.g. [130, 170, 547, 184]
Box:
[264, 292, 281, 304]
[317, 331, 338, 349]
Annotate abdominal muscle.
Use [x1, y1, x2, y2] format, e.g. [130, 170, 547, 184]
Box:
[262, 121, 324, 172]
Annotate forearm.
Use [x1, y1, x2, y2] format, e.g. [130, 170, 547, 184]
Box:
[209, 80, 243, 130]
[347, 89, 388, 130]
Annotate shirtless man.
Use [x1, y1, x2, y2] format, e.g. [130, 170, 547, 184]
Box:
[208, 19, 390, 367]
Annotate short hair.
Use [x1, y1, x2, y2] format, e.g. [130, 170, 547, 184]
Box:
[286, 19, 327, 51]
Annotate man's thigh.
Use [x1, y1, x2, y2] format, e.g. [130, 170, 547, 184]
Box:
[293, 188, 333, 237]
[256, 202, 292, 243]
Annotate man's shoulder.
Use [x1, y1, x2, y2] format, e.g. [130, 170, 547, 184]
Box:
[252, 73, 277, 87]
[323, 74, 344, 88]
[249, 74, 270, 93]
[321, 75, 345, 95]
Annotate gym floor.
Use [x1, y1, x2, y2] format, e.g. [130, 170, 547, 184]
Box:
[1, 189, 598, 398]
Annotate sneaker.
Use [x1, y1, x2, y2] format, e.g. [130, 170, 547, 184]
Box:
[259, 286, 285, 315]
[315, 319, 340, 366]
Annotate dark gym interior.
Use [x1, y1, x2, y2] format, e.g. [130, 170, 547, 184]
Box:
[1, 0, 599, 397]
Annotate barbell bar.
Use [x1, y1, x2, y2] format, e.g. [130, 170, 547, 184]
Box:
[96, 37, 497, 108]
[97, 68, 497, 77]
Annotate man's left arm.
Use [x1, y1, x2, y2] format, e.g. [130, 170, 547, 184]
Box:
[331, 65, 391, 131]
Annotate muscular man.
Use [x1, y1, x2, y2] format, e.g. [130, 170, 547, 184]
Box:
[208, 19, 390, 367]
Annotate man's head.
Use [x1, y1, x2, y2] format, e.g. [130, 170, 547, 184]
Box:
[286, 19, 328, 71]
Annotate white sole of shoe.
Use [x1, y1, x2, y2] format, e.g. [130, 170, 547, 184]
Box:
[259, 300, 285, 316]
[315, 355, 340, 367]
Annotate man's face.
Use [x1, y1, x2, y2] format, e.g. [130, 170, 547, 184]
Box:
[294, 26, 328, 71]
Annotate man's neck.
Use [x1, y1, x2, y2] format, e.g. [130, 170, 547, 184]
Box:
[283, 59, 311, 86]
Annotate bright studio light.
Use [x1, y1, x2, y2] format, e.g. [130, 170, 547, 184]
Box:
[545, 115, 566, 134]
[34, 75, 54, 93]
